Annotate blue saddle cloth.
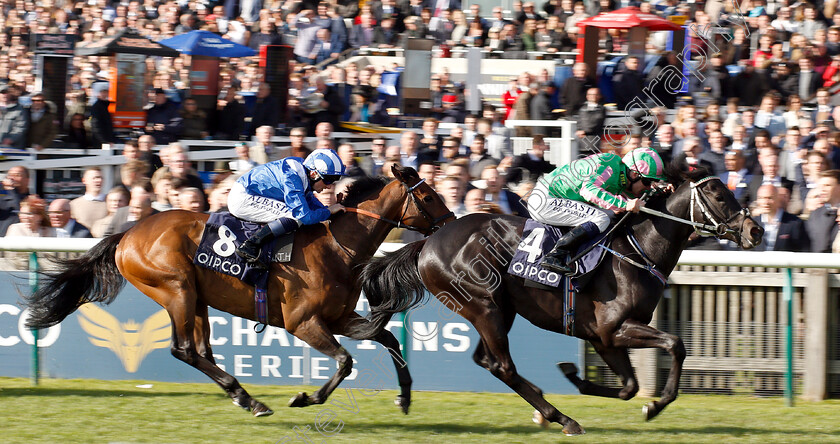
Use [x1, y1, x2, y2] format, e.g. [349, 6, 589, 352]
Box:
[193, 212, 291, 289]
[507, 219, 609, 290]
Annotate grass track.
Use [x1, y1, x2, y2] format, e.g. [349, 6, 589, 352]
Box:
[1, 377, 838, 443]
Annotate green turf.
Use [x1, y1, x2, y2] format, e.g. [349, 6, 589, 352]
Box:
[0, 377, 838, 443]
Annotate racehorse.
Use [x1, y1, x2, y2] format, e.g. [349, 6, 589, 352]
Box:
[24, 165, 454, 417]
[353, 164, 764, 435]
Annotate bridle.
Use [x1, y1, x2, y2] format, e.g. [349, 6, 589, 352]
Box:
[639, 176, 751, 243]
[344, 179, 454, 235]
[689, 176, 751, 240]
[595, 176, 754, 285]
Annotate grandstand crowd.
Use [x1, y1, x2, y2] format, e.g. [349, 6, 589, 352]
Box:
[1, 0, 840, 256]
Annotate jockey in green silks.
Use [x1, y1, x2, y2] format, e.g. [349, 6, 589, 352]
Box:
[526, 147, 667, 274]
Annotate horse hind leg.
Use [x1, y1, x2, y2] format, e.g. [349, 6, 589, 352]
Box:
[136, 281, 273, 417]
[339, 313, 412, 414]
[474, 339, 552, 429]
[286, 316, 353, 408]
[471, 313, 549, 414]
[609, 319, 686, 421]
[558, 340, 639, 400]
[472, 314, 585, 436]
[193, 303, 215, 364]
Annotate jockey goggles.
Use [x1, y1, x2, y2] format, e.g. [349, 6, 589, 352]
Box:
[629, 171, 655, 188]
[316, 172, 342, 185]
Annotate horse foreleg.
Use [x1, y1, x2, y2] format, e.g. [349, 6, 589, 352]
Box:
[287, 316, 352, 408]
[559, 340, 639, 400]
[610, 319, 686, 421]
[338, 313, 413, 414]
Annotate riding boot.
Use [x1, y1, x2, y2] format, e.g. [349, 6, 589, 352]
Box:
[236, 225, 275, 268]
[540, 223, 596, 274]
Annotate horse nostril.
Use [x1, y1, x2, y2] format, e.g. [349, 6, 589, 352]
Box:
[750, 226, 763, 239]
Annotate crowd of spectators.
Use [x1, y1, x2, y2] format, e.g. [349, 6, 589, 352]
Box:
[3, 0, 840, 259]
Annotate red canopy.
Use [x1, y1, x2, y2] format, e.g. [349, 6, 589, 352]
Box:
[576, 6, 683, 31]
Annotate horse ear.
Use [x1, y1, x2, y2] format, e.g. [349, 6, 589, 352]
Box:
[336, 192, 346, 204]
[391, 164, 406, 182]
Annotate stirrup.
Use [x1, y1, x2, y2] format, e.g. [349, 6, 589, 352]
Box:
[236, 245, 267, 269]
[541, 255, 572, 274]
[244, 257, 269, 270]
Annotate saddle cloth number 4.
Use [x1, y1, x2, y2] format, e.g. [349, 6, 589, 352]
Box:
[213, 226, 238, 257]
[518, 227, 545, 263]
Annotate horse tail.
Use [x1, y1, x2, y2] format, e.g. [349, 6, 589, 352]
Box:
[349, 239, 429, 340]
[25, 232, 127, 329]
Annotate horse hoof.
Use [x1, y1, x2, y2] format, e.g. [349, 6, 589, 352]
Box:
[557, 362, 578, 378]
[395, 396, 410, 415]
[562, 420, 585, 436]
[532, 410, 549, 429]
[643, 401, 659, 421]
[252, 402, 274, 417]
[232, 398, 250, 411]
[288, 392, 311, 408]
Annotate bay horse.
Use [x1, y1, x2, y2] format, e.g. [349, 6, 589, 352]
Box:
[24, 165, 454, 417]
[353, 164, 764, 435]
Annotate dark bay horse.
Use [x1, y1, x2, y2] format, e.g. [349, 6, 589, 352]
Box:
[354, 165, 764, 435]
[24, 165, 454, 417]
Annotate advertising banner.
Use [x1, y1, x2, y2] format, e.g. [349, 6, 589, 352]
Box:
[0, 272, 580, 393]
[31, 34, 76, 56]
[110, 53, 147, 128]
[190, 56, 220, 97]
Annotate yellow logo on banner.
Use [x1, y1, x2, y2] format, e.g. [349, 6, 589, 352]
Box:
[77, 304, 171, 373]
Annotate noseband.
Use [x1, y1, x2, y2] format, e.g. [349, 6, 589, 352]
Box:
[399, 179, 454, 234]
[689, 176, 750, 239]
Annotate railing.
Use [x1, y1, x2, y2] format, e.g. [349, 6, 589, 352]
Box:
[0, 132, 398, 196]
[354, 47, 582, 63]
[585, 251, 840, 403]
[1, 237, 837, 400]
[505, 120, 579, 166]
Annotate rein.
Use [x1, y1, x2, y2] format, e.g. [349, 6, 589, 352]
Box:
[328, 178, 454, 258]
[596, 177, 751, 285]
[343, 179, 453, 234]
[640, 176, 749, 239]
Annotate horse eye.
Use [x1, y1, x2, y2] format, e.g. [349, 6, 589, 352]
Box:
[715, 194, 725, 202]
[423, 195, 434, 203]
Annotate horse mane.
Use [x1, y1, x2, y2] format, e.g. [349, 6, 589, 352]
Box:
[339, 176, 394, 207]
[640, 161, 714, 209]
[663, 160, 713, 186]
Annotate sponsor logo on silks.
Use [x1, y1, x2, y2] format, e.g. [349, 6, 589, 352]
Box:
[619, 170, 628, 188]
[77, 304, 170, 373]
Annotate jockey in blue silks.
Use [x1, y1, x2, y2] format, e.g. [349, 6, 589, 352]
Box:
[227, 148, 346, 267]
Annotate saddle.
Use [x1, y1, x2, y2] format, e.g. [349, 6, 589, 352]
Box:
[507, 219, 609, 290]
[194, 212, 296, 332]
[194, 212, 295, 288]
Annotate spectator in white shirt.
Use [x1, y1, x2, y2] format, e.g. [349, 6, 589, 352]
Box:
[231, 142, 258, 175]
[49, 199, 92, 238]
[70, 166, 107, 231]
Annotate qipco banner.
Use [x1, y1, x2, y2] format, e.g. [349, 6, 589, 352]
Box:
[0, 272, 580, 394]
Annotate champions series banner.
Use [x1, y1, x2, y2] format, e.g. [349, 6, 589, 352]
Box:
[0, 272, 579, 393]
